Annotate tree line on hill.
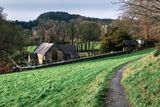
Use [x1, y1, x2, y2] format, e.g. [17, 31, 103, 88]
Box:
[31, 19, 101, 52]
[14, 12, 112, 30]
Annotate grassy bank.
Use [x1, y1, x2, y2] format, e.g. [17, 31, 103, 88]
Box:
[0, 48, 154, 107]
[122, 55, 160, 107]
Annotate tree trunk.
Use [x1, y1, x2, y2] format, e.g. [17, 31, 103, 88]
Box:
[80, 42, 83, 51]
[85, 42, 87, 51]
[71, 26, 74, 45]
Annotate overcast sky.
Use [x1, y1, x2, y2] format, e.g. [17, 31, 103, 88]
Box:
[0, 0, 121, 21]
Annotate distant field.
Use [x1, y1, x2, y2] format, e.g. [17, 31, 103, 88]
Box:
[122, 54, 160, 107]
[76, 42, 100, 51]
[26, 46, 37, 53]
[26, 43, 100, 53]
[94, 42, 100, 50]
[0, 48, 154, 107]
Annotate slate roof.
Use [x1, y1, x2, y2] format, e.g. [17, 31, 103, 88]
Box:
[34, 43, 54, 55]
[54, 44, 80, 59]
[34, 43, 79, 59]
[123, 40, 138, 46]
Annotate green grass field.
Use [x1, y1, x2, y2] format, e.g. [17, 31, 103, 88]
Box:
[0, 48, 154, 107]
[122, 54, 160, 107]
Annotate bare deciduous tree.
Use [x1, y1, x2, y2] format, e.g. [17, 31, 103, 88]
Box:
[120, 0, 160, 41]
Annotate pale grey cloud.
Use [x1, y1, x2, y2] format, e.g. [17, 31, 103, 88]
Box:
[0, 0, 121, 21]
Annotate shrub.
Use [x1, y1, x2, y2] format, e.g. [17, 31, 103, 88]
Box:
[0, 64, 12, 74]
[153, 43, 160, 57]
[100, 27, 131, 53]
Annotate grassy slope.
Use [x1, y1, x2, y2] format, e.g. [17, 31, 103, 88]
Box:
[0, 49, 154, 107]
[122, 55, 160, 107]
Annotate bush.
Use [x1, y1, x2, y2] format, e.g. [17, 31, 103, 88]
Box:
[100, 38, 112, 53]
[153, 43, 160, 57]
[100, 27, 131, 53]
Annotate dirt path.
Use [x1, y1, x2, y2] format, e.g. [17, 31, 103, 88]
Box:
[105, 64, 130, 107]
